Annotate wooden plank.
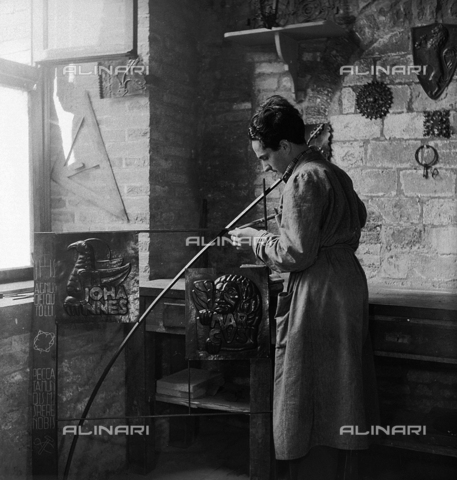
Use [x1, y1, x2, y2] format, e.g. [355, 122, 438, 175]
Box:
[374, 351, 457, 365]
[369, 285, 457, 313]
[125, 321, 154, 474]
[155, 392, 250, 413]
[0, 58, 38, 89]
[374, 438, 457, 457]
[250, 359, 272, 480]
[250, 358, 271, 413]
[140, 278, 187, 296]
[250, 413, 272, 480]
[224, 20, 346, 46]
[370, 316, 457, 360]
[156, 368, 223, 393]
[32, 67, 51, 234]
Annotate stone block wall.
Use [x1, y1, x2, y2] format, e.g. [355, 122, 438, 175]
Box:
[329, 0, 457, 290]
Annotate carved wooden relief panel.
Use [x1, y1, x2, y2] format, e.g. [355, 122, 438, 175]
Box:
[185, 267, 270, 360]
[39, 231, 140, 324]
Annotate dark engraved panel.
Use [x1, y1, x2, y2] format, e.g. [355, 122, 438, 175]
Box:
[185, 267, 270, 360]
[32, 233, 58, 479]
[54, 231, 139, 323]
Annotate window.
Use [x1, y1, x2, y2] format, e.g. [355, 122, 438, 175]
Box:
[0, 86, 31, 269]
[0, 58, 45, 284]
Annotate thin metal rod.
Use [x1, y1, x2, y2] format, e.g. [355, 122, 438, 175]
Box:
[63, 177, 282, 480]
[60, 411, 276, 422]
[263, 178, 268, 230]
[135, 229, 209, 233]
[239, 213, 276, 229]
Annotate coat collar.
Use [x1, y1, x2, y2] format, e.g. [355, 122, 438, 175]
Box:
[281, 147, 312, 183]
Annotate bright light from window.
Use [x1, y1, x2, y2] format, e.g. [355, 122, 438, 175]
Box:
[0, 86, 31, 269]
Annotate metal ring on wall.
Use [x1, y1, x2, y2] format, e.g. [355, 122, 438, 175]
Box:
[415, 144, 439, 178]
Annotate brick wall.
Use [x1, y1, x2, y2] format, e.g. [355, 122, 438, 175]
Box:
[196, 0, 261, 269]
[147, 0, 203, 278]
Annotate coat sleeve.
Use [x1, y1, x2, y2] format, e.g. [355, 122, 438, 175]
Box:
[357, 195, 367, 228]
[255, 171, 327, 273]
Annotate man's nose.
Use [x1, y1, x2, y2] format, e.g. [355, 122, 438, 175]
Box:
[263, 164, 272, 172]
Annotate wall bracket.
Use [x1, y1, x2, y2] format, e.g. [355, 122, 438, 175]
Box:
[224, 20, 346, 98]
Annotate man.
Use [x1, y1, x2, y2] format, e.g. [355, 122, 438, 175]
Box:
[229, 96, 378, 480]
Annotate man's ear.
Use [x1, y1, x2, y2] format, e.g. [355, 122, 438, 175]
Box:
[279, 139, 290, 152]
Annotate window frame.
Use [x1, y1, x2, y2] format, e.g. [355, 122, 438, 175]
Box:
[32, 0, 138, 65]
[0, 58, 49, 284]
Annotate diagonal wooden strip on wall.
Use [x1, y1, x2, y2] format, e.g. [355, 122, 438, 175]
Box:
[51, 91, 129, 222]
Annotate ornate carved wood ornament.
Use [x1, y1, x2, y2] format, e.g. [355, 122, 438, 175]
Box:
[186, 267, 270, 360]
[98, 57, 147, 98]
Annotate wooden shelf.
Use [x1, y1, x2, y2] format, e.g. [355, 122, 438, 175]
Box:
[224, 21, 346, 98]
[156, 392, 250, 413]
[224, 20, 346, 46]
[374, 350, 457, 365]
[374, 437, 457, 458]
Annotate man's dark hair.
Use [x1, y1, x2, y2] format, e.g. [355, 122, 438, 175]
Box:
[248, 95, 305, 150]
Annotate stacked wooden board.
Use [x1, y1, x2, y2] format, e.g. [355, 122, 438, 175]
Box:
[156, 368, 224, 399]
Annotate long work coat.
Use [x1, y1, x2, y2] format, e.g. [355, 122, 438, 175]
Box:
[256, 150, 378, 460]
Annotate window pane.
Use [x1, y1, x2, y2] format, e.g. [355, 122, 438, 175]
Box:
[0, 1, 32, 65]
[33, 0, 135, 62]
[0, 86, 31, 269]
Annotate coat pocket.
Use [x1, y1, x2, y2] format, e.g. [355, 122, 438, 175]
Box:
[275, 291, 293, 349]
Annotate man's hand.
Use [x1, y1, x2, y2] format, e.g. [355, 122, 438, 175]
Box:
[228, 227, 260, 251]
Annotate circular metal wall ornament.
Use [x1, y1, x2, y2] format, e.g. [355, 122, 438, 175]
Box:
[415, 144, 439, 179]
[356, 80, 393, 120]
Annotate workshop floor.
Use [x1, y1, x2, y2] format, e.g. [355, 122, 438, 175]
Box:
[112, 416, 250, 480]
[111, 417, 457, 480]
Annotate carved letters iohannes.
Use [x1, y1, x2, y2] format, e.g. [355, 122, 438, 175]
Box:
[51, 232, 139, 323]
[186, 268, 270, 360]
[64, 238, 131, 317]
